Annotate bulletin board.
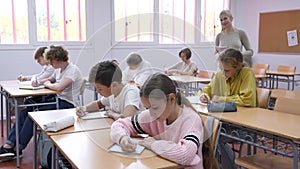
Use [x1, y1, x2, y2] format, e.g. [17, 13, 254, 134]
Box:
[258, 9, 300, 53]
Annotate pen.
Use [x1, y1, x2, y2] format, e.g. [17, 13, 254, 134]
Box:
[35, 76, 38, 86]
[77, 95, 82, 107]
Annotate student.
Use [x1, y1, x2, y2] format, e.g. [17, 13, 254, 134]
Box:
[76, 60, 144, 120]
[110, 73, 219, 169]
[199, 48, 257, 169]
[17, 46, 55, 85]
[165, 48, 197, 76]
[18, 46, 55, 104]
[0, 45, 83, 161]
[122, 52, 154, 86]
[199, 48, 257, 107]
[215, 10, 253, 67]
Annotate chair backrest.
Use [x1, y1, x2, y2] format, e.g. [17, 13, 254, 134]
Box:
[270, 89, 300, 100]
[274, 97, 300, 115]
[253, 68, 266, 76]
[253, 63, 269, 72]
[198, 70, 210, 78]
[257, 88, 271, 109]
[277, 65, 296, 73]
[79, 79, 87, 106]
[199, 114, 221, 155]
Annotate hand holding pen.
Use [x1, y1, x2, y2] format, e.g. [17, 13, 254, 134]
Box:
[120, 126, 137, 152]
[199, 93, 211, 103]
[32, 76, 39, 87]
[18, 72, 27, 81]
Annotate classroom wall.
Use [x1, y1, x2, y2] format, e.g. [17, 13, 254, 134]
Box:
[232, 0, 300, 90]
[0, 0, 299, 91]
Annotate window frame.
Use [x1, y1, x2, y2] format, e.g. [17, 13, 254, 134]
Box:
[111, 0, 228, 47]
[0, 0, 92, 50]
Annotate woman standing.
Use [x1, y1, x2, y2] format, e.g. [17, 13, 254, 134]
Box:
[215, 10, 253, 67]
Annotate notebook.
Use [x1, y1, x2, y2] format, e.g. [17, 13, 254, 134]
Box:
[19, 85, 45, 90]
[80, 111, 108, 120]
[107, 143, 145, 155]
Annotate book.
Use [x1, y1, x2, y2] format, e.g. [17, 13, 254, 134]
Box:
[19, 85, 45, 90]
[80, 111, 108, 120]
[107, 143, 145, 155]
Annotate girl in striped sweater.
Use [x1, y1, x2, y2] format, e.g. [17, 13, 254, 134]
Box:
[110, 73, 219, 169]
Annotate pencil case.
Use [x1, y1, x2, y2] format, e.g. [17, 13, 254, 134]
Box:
[207, 102, 237, 112]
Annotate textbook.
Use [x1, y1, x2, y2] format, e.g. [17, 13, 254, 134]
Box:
[80, 111, 108, 120]
[19, 85, 45, 90]
[107, 143, 145, 155]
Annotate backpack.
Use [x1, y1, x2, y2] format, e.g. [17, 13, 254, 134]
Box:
[216, 135, 238, 169]
[38, 131, 52, 168]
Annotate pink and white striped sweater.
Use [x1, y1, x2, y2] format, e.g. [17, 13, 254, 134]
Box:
[110, 105, 204, 169]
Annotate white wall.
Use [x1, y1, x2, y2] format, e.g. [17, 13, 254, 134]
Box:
[231, 0, 300, 90]
[0, 0, 299, 91]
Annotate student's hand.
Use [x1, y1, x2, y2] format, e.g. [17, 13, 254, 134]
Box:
[120, 136, 137, 152]
[75, 106, 86, 117]
[138, 137, 156, 149]
[18, 75, 27, 81]
[211, 95, 220, 102]
[31, 80, 40, 87]
[167, 69, 179, 74]
[106, 110, 120, 120]
[199, 93, 211, 103]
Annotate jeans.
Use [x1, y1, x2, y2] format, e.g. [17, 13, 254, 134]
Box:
[6, 95, 74, 150]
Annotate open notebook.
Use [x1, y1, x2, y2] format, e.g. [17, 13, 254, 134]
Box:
[80, 111, 108, 120]
[108, 143, 145, 155]
[19, 85, 45, 90]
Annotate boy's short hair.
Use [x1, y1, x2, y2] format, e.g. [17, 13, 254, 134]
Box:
[88, 61, 122, 87]
[44, 45, 69, 62]
[34, 46, 47, 60]
[126, 52, 143, 66]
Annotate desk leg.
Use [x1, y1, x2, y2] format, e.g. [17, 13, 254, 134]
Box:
[51, 143, 56, 169]
[6, 97, 10, 137]
[14, 99, 20, 167]
[55, 96, 59, 109]
[33, 122, 37, 169]
[1, 87, 3, 137]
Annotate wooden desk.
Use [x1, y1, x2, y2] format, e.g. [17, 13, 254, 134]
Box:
[29, 108, 114, 169]
[266, 71, 300, 90]
[169, 75, 211, 96]
[29, 108, 114, 136]
[211, 108, 300, 169]
[50, 129, 181, 169]
[0, 80, 58, 167]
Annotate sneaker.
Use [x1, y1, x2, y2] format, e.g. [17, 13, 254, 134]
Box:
[0, 146, 15, 158]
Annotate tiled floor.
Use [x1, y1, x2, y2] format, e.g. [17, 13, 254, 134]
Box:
[0, 120, 35, 169]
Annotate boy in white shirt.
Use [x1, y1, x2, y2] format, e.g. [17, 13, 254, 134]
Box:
[76, 60, 144, 120]
[122, 52, 154, 87]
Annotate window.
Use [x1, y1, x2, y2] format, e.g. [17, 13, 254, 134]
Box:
[113, 0, 230, 44]
[0, 0, 86, 44]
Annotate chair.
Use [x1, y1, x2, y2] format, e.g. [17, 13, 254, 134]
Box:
[235, 154, 300, 169]
[274, 97, 300, 115]
[268, 89, 300, 110]
[78, 79, 87, 106]
[253, 63, 269, 71]
[256, 88, 271, 109]
[253, 64, 269, 87]
[199, 114, 221, 155]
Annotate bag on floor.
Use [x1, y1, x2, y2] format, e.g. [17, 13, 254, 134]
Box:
[217, 136, 238, 169]
[38, 131, 52, 169]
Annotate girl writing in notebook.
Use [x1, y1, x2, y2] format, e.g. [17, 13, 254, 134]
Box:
[110, 73, 219, 169]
